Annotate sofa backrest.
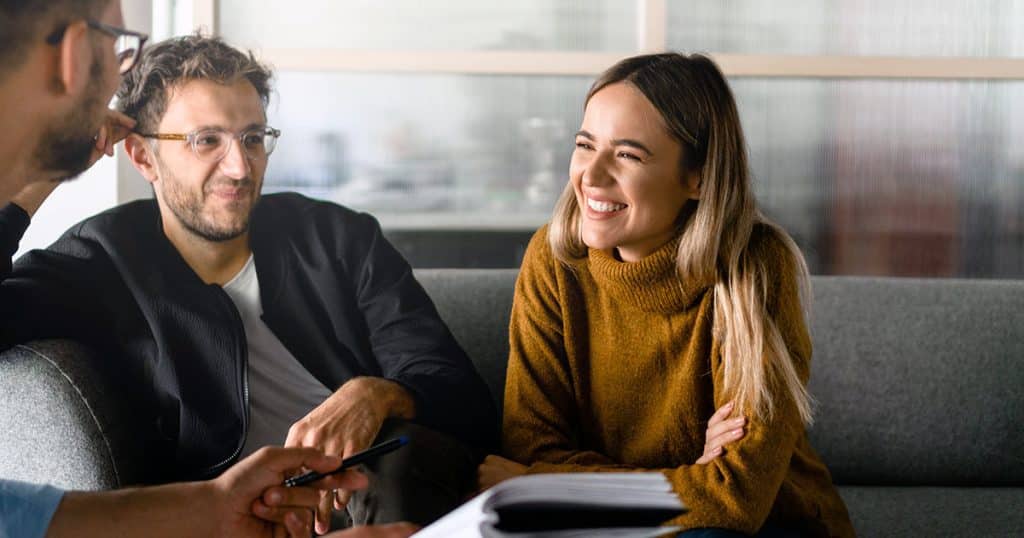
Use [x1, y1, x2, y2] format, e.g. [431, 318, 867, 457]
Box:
[0, 341, 146, 490]
[415, 270, 1024, 487]
[417, 269, 516, 404]
[806, 276, 1023, 486]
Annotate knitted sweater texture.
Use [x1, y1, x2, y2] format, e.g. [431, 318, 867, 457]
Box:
[502, 224, 855, 536]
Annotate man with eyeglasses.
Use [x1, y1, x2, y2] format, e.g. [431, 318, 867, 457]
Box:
[1, 28, 496, 537]
[0, 1, 418, 537]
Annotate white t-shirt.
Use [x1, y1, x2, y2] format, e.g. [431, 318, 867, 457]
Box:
[222, 255, 334, 458]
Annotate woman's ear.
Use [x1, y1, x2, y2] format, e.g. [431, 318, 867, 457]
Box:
[56, 20, 93, 97]
[124, 134, 159, 185]
[684, 171, 702, 201]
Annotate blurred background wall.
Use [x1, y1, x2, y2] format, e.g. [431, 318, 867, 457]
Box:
[21, 0, 1024, 277]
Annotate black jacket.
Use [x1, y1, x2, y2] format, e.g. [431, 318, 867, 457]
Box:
[0, 193, 498, 480]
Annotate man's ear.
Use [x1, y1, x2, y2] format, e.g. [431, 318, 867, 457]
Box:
[56, 20, 93, 97]
[684, 171, 702, 201]
[125, 134, 160, 185]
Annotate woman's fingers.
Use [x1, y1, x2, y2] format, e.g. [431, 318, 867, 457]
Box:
[694, 447, 721, 465]
[697, 402, 746, 465]
[706, 415, 745, 442]
[708, 401, 734, 425]
[706, 421, 745, 452]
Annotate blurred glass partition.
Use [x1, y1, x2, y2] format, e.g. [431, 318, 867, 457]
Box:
[187, 0, 1024, 276]
[266, 73, 1024, 276]
[220, 0, 636, 51]
[732, 79, 1024, 278]
[669, 0, 1024, 57]
[266, 72, 589, 228]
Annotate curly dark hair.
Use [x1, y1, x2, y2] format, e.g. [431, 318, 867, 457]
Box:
[0, 0, 111, 80]
[117, 33, 273, 133]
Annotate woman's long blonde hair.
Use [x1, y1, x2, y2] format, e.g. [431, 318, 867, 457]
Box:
[549, 53, 813, 424]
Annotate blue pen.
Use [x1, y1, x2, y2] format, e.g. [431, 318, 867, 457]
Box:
[284, 436, 410, 487]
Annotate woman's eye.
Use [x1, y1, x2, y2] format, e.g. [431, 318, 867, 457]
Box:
[196, 135, 221, 146]
[618, 152, 641, 161]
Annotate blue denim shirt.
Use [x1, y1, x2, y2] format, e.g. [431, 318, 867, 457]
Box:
[0, 479, 65, 538]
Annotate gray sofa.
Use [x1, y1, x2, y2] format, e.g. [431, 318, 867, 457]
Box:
[2, 270, 1022, 536]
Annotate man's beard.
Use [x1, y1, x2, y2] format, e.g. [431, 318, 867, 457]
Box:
[157, 157, 257, 242]
[32, 59, 106, 182]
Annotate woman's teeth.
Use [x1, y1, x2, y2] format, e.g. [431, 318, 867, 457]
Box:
[587, 198, 626, 213]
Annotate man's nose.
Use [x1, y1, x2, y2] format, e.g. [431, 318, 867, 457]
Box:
[218, 138, 251, 179]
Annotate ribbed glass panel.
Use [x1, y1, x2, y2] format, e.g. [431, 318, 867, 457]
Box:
[265, 72, 590, 220]
[219, 0, 636, 51]
[669, 0, 1024, 57]
[266, 72, 1024, 276]
[733, 78, 1024, 277]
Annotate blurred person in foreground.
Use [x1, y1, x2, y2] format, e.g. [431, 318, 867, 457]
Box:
[0, 1, 414, 537]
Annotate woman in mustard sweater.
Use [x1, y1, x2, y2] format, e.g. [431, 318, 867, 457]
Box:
[478, 53, 855, 537]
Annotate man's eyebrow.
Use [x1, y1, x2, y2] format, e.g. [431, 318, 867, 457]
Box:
[187, 123, 267, 132]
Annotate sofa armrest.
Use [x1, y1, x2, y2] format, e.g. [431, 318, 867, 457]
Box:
[0, 340, 144, 491]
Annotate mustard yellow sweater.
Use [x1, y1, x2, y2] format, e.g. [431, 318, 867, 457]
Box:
[502, 224, 854, 537]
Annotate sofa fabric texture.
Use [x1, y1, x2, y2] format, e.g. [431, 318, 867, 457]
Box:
[0, 341, 145, 490]
[1, 271, 1022, 536]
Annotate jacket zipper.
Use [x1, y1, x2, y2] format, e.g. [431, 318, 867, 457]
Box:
[197, 287, 250, 477]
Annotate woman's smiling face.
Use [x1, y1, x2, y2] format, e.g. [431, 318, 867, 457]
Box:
[570, 82, 700, 262]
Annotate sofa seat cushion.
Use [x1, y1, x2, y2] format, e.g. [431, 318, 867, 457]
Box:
[839, 485, 1024, 536]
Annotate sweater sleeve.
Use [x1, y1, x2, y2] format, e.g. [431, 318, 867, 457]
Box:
[660, 233, 812, 532]
[504, 228, 813, 534]
[346, 212, 499, 451]
[502, 227, 627, 468]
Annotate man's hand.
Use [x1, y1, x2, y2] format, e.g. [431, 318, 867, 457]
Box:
[209, 446, 369, 538]
[695, 401, 746, 464]
[477, 454, 527, 491]
[10, 110, 135, 213]
[324, 522, 420, 538]
[86, 109, 135, 168]
[285, 377, 415, 535]
[46, 446, 369, 538]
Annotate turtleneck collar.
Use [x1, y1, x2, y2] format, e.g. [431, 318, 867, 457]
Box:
[586, 236, 710, 313]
